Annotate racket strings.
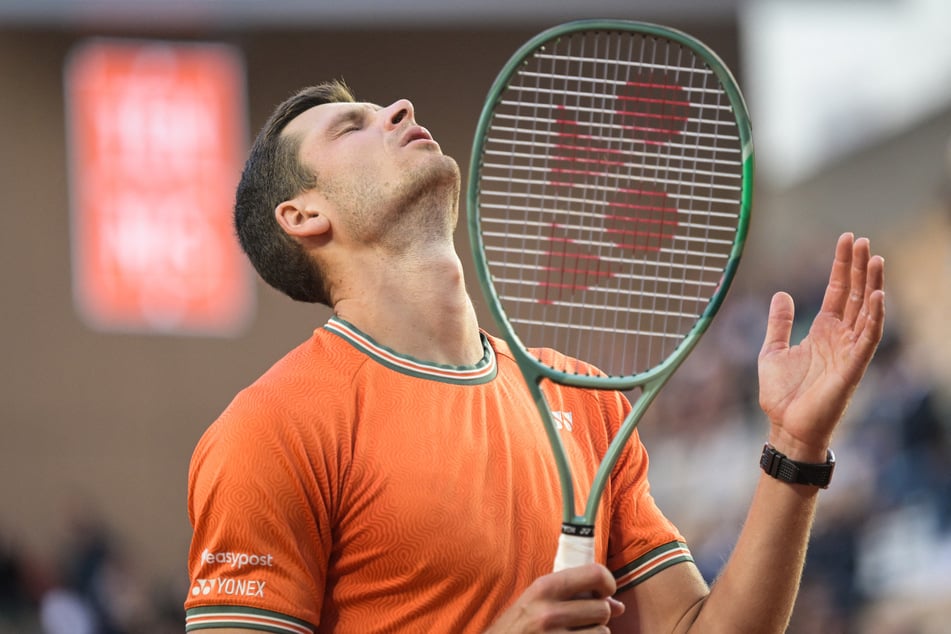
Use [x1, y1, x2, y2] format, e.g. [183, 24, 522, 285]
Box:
[477, 29, 744, 378]
[582, 32, 617, 364]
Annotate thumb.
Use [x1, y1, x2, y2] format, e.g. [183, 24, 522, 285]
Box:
[760, 292, 795, 359]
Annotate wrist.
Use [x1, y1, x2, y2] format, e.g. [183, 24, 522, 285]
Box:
[767, 428, 830, 463]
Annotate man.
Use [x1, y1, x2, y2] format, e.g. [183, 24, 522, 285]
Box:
[184, 81, 885, 633]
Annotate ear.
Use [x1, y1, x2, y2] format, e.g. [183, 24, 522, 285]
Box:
[274, 198, 331, 238]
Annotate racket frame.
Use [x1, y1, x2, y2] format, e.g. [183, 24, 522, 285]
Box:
[467, 18, 753, 540]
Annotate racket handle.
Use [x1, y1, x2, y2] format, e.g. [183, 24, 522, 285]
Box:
[553, 531, 595, 571]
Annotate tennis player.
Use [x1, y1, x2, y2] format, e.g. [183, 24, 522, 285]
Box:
[184, 81, 885, 633]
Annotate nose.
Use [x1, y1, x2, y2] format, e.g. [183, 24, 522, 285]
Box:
[382, 99, 415, 129]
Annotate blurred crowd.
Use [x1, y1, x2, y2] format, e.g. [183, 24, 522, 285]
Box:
[0, 512, 184, 634]
[642, 259, 951, 633]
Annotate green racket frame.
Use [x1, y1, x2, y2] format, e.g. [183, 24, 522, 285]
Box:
[467, 19, 754, 545]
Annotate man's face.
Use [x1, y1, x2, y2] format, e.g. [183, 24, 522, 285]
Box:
[284, 98, 461, 248]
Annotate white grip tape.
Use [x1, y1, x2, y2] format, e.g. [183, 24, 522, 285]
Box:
[553, 532, 595, 571]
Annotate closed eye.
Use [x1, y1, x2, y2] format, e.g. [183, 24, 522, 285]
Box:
[333, 120, 362, 137]
[328, 104, 378, 138]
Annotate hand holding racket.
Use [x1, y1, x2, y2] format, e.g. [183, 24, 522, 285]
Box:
[468, 20, 753, 571]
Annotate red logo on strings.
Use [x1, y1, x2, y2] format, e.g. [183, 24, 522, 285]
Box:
[537, 76, 690, 303]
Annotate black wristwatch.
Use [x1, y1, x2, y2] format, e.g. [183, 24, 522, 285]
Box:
[760, 443, 836, 489]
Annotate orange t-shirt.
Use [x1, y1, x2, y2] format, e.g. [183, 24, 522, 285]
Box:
[185, 317, 690, 633]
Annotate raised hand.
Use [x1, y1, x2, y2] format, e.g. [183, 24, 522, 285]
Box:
[757, 233, 886, 458]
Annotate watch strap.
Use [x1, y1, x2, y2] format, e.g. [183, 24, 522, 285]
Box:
[760, 443, 835, 489]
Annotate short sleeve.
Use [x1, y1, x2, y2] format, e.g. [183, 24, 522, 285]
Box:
[603, 391, 694, 591]
[184, 388, 334, 632]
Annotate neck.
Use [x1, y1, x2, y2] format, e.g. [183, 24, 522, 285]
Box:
[331, 244, 483, 366]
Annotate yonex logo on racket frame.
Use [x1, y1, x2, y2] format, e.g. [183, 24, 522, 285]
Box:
[552, 410, 574, 431]
[561, 524, 595, 537]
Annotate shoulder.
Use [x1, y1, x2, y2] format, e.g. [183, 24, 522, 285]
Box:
[257, 326, 364, 392]
[190, 328, 363, 471]
[237, 326, 365, 417]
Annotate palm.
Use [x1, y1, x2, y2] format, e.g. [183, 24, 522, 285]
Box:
[760, 312, 863, 440]
[757, 234, 885, 449]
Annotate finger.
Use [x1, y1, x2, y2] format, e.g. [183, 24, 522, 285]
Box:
[543, 598, 619, 633]
[864, 288, 886, 346]
[818, 232, 854, 320]
[854, 261, 885, 357]
[608, 596, 626, 618]
[759, 291, 795, 359]
[842, 237, 871, 327]
[554, 563, 616, 598]
[851, 253, 884, 337]
[560, 597, 615, 628]
[558, 624, 610, 634]
[842, 293, 885, 387]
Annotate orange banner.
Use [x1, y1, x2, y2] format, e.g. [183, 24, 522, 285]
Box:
[66, 39, 253, 335]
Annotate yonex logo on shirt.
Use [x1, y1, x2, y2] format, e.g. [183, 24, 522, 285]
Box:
[202, 548, 274, 569]
[192, 577, 266, 598]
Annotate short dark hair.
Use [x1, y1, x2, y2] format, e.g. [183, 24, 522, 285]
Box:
[234, 80, 356, 305]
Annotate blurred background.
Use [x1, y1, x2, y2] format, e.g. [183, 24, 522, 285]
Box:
[0, 0, 949, 632]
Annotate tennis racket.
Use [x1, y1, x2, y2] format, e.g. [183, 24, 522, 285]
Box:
[467, 20, 753, 571]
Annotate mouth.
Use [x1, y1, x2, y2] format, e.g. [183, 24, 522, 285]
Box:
[402, 126, 435, 146]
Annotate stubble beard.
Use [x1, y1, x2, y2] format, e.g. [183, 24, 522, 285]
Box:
[401, 155, 461, 242]
[350, 154, 462, 255]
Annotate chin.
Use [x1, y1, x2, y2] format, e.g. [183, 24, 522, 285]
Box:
[434, 154, 461, 188]
[397, 162, 461, 237]
[411, 154, 460, 203]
